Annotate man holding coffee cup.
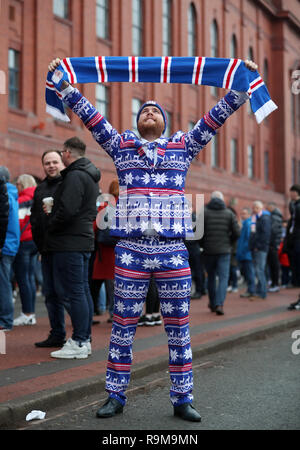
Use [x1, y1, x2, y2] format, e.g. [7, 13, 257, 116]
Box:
[30, 150, 67, 348]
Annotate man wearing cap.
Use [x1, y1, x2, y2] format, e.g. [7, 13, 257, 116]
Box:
[48, 57, 257, 422]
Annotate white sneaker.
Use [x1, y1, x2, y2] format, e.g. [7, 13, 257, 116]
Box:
[227, 286, 232, 292]
[232, 288, 238, 293]
[50, 338, 89, 359]
[268, 286, 280, 293]
[85, 341, 92, 355]
[13, 313, 36, 326]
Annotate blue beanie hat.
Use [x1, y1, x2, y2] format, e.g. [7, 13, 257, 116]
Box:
[136, 101, 167, 135]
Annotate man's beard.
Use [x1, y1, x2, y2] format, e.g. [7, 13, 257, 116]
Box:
[138, 120, 164, 138]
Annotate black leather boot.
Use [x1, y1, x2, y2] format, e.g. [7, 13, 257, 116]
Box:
[174, 403, 201, 422]
[96, 397, 124, 418]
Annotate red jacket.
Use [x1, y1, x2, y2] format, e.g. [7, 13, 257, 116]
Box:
[92, 202, 115, 280]
[278, 241, 290, 267]
[18, 186, 36, 242]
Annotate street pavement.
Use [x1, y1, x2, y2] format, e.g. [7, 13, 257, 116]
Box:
[1, 286, 300, 429]
[13, 328, 300, 431]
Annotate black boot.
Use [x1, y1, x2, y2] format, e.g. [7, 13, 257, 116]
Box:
[174, 403, 201, 422]
[96, 397, 124, 418]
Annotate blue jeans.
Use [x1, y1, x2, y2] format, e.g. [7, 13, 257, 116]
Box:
[52, 252, 93, 343]
[13, 241, 38, 314]
[204, 253, 231, 308]
[252, 250, 268, 298]
[41, 253, 71, 340]
[239, 260, 256, 295]
[0, 255, 15, 329]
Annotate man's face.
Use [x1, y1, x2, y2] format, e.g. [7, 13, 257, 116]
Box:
[42, 152, 64, 178]
[290, 190, 300, 201]
[137, 106, 165, 137]
[252, 204, 262, 215]
[241, 209, 250, 221]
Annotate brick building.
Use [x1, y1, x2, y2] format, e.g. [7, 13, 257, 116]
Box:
[0, 0, 299, 216]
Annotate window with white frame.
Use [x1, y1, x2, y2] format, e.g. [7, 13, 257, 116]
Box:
[247, 145, 254, 178]
[230, 34, 237, 59]
[132, 98, 142, 134]
[164, 110, 172, 137]
[211, 135, 219, 168]
[162, 0, 172, 56]
[230, 138, 238, 173]
[8, 48, 20, 109]
[132, 0, 143, 55]
[264, 151, 269, 184]
[210, 20, 218, 97]
[53, 0, 69, 19]
[292, 157, 296, 185]
[96, 0, 109, 39]
[188, 3, 197, 57]
[95, 84, 109, 119]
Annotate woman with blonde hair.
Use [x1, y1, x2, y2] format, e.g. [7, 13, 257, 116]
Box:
[13, 174, 38, 326]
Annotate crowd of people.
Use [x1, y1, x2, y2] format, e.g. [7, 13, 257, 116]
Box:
[187, 192, 300, 315]
[1, 158, 300, 336]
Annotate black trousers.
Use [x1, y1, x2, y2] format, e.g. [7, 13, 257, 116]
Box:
[267, 246, 280, 287]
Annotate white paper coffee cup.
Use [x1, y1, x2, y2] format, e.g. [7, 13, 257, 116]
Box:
[42, 197, 54, 213]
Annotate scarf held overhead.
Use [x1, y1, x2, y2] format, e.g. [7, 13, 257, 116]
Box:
[45, 56, 277, 124]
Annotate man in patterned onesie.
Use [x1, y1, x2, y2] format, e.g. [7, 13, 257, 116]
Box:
[48, 58, 257, 422]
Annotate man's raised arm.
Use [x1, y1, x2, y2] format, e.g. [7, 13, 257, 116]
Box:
[185, 59, 258, 160]
[48, 58, 120, 160]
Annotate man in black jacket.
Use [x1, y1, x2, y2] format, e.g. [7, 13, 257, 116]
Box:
[202, 191, 240, 315]
[266, 202, 283, 292]
[286, 185, 300, 288]
[46, 137, 101, 359]
[30, 150, 68, 348]
[0, 176, 9, 256]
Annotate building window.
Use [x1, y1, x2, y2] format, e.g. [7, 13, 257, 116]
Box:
[132, 98, 142, 134]
[188, 121, 196, 131]
[188, 3, 197, 57]
[8, 49, 20, 109]
[291, 68, 300, 135]
[230, 139, 238, 173]
[211, 135, 219, 168]
[264, 59, 269, 86]
[247, 145, 254, 178]
[292, 157, 296, 185]
[247, 47, 255, 115]
[210, 20, 218, 97]
[162, 0, 172, 56]
[230, 34, 237, 59]
[95, 84, 109, 119]
[132, 0, 143, 55]
[248, 46, 254, 61]
[96, 0, 109, 39]
[165, 110, 172, 137]
[264, 151, 269, 184]
[53, 0, 69, 19]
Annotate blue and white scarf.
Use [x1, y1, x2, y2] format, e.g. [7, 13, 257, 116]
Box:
[45, 56, 277, 124]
